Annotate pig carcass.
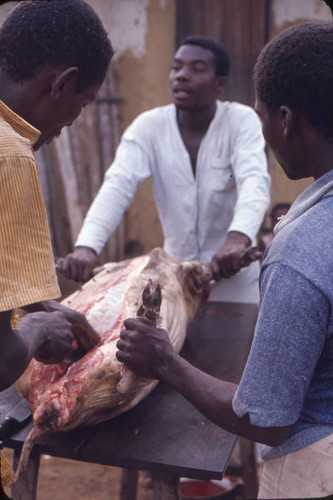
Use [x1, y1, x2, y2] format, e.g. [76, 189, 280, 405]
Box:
[12, 248, 212, 485]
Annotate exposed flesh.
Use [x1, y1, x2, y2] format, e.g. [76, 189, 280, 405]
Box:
[11, 248, 212, 486]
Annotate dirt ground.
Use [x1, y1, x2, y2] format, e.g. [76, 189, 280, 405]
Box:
[3, 449, 153, 500]
[2, 450, 250, 500]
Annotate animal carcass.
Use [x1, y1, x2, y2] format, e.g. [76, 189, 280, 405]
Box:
[11, 248, 212, 485]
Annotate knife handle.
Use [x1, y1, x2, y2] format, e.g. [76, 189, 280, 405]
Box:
[0, 417, 18, 441]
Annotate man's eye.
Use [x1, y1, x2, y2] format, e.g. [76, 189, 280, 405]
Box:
[192, 66, 205, 73]
[171, 65, 181, 71]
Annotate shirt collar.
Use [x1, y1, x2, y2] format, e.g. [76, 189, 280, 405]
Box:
[274, 169, 333, 236]
[0, 100, 41, 147]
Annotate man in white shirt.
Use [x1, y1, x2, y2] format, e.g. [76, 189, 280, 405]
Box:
[63, 35, 270, 304]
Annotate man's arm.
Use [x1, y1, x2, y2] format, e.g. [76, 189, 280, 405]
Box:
[63, 130, 152, 281]
[211, 109, 270, 281]
[116, 318, 291, 446]
[116, 263, 327, 447]
[227, 107, 271, 242]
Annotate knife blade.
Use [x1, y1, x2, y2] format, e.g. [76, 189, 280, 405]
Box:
[0, 399, 32, 443]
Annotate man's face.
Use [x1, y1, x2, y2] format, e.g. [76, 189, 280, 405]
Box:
[255, 98, 280, 155]
[255, 97, 309, 181]
[169, 44, 225, 111]
[255, 97, 293, 179]
[33, 82, 101, 150]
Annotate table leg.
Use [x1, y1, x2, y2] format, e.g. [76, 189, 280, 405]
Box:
[151, 472, 181, 500]
[120, 469, 138, 500]
[11, 449, 40, 500]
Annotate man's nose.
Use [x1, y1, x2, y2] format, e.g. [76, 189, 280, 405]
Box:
[175, 66, 190, 80]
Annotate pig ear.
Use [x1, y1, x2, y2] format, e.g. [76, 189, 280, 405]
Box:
[179, 262, 211, 295]
[179, 261, 212, 284]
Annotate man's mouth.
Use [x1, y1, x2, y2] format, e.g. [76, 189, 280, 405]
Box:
[173, 88, 192, 98]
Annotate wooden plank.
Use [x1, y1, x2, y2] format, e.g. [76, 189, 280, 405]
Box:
[36, 145, 73, 257]
[152, 473, 181, 500]
[97, 70, 125, 263]
[34, 66, 124, 262]
[120, 469, 138, 500]
[52, 129, 85, 244]
[98, 71, 122, 170]
[66, 119, 91, 216]
[11, 449, 40, 500]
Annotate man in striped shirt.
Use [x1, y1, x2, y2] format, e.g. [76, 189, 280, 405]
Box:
[0, 0, 113, 391]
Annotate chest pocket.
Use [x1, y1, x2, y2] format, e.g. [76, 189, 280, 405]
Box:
[210, 160, 234, 192]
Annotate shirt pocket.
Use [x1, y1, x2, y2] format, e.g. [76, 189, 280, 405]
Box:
[210, 159, 234, 192]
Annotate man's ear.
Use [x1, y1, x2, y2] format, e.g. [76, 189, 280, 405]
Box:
[50, 67, 79, 100]
[215, 76, 227, 93]
[280, 105, 296, 140]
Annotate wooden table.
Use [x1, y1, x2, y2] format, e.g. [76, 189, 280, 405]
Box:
[0, 301, 258, 500]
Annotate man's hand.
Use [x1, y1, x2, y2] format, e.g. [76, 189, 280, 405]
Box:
[61, 246, 100, 282]
[0, 303, 100, 391]
[34, 300, 101, 354]
[19, 311, 81, 364]
[211, 231, 251, 281]
[116, 318, 175, 379]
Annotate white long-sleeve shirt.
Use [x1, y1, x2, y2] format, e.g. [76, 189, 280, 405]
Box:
[76, 101, 270, 303]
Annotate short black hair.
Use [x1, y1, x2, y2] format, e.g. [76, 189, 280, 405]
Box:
[0, 0, 113, 93]
[181, 35, 230, 77]
[254, 22, 333, 140]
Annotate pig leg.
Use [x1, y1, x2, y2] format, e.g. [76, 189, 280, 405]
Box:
[116, 282, 162, 394]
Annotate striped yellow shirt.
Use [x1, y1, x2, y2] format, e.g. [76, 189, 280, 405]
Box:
[0, 100, 60, 312]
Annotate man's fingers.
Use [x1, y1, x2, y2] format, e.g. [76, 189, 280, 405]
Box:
[116, 337, 137, 368]
[82, 265, 94, 283]
[72, 323, 101, 352]
[84, 323, 101, 345]
[115, 349, 130, 364]
[123, 317, 144, 330]
[115, 350, 123, 362]
[116, 337, 132, 351]
[216, 255, 241, 279]
[71, 327, 91, 352]
[62, 257, 76, 280]
[211, 258, 220, 281]
[62, 256, 91, 282]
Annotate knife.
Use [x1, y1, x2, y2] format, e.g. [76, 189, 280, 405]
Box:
[0, 399, 32, 445]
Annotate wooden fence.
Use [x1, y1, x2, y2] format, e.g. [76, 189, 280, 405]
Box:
[36, 68, 125, 264]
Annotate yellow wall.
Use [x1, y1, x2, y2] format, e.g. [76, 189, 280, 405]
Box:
[112, 0, 175, 253]
[89, 0, 176, 255]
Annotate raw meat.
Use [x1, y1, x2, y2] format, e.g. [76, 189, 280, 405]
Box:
[11, 246, 261, 486]
[11, 248, 212, 486]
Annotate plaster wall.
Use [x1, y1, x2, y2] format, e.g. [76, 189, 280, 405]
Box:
[89, 0, 175, 255]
